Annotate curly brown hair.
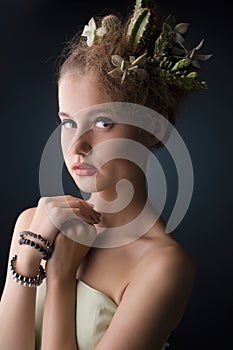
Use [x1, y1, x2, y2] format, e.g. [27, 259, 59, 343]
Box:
[56, 7, 187, 148]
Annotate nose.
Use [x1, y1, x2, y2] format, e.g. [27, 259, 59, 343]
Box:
[70, 130, 93, 156]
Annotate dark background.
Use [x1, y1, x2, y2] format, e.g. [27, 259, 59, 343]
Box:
[0, 0, 232, 349]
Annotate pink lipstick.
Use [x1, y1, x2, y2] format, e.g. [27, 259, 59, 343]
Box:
[72, 162, 98, 176]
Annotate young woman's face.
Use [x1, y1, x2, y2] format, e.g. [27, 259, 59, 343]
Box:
[58, 74, 148, 195]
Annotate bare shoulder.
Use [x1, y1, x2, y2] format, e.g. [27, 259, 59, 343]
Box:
[134, 239, 196, 290]
[126, 242, 197, 330]
[154, 242, 196, 279]
[136, 215, 196, 280]
[96, 241, 197, 349]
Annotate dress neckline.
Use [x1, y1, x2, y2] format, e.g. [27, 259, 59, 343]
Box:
[78, 279, 118, 307]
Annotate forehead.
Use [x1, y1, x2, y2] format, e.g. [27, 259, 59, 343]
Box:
[58, 74, 164, 136]
[58, 74, 113, 116]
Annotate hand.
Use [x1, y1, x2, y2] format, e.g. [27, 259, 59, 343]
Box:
[45, 232, 91, 284]
[28, 195, 101, 245]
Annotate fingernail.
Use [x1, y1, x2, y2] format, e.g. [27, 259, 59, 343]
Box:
[94, 218, 100, 223]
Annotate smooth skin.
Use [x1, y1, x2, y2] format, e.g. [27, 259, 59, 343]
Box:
[0, 73, 196, 350]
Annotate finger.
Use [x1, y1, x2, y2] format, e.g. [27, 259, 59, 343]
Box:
[45, 199, 101, 219]
[61, 202, 101, 220]
[74, 211, 101, 224]
[58, 207, 101, 225]
[40, 195, 96, 210]
[41, 195, 94, 208]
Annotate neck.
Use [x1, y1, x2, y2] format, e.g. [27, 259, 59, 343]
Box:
[88, 172, 155, 229]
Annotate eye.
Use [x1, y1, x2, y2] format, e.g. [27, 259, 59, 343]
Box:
[61, 119, 77, 129]
[93, 116, 115, 129]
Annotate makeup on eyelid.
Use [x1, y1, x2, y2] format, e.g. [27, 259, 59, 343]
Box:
[59, 116, 115, 130]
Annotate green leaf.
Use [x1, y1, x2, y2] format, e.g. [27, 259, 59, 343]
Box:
[129, 56, 136, 64]
[191, 59, 201, 69]
[188, 48, 196, 59]
[127, 8, 151, 47]
[195, 38, 204, 51]
[171, 47, 186, 56]
[135, 0, 154, 12]
[121, 60, 131, 71]
[121, 71, 128, 84]
[111, 55, 123, 68]
[174, 22, 189, 34]
[108, 68, 122, 78]
[174, 32, 185, 44]
[132, 52, 147, 67]
[163, 22, 172, 33]
[133, 11, 151, 46]
[166, 15, 176, 28]
[171, 58, 191, 71]
[193, 53, 213, 61]
[186, 72, 198, 78]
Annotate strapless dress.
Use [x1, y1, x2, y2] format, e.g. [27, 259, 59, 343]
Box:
[35, 279, 171, 349]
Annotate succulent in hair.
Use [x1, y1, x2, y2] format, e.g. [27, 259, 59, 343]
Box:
[81, 0, 212, 92]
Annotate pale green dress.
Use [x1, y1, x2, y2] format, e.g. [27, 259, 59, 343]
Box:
[35, 279, 171, 349]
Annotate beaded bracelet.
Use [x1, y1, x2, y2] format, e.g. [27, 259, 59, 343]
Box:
[9, 254, 46, 287]
[18, 231, 53, 260]
[18, 237, 52, 260]
[19, 231, 52, 250]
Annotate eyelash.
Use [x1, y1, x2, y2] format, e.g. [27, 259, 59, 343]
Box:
[60, 119, 76, 129]
[57, 117, 115, 130]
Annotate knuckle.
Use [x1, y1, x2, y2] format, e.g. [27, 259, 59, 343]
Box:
[38, 196, 49, 206]
[65, 194, 74, 199]
[46, 200, 55, 210]
[50, 206, 59, 216]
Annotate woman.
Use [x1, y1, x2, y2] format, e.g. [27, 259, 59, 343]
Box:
[0, 0, 211, 348]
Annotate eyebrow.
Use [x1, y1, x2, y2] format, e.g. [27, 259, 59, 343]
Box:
[58, 108, 114, 119]
[58, 111, 71, 118]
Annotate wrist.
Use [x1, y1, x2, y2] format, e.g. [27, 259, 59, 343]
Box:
[46, 276, 77, 291]
[28, 224, 57, 246]
[9, 254, 46, 287]
[16, 245, 42, 276]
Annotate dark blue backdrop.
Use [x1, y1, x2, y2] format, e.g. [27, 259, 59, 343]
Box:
[0, 0, 232, 348]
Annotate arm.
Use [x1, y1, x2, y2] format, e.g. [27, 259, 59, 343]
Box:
[41, 280, 78, 350]
[95, 246, 196, 350]
[0, 208, 41, 350]
[41, 233, 93, 350]
[0, 196, 99, 350]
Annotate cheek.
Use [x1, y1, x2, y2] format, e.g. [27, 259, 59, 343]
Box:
[99, 159, 139, 178]
[61, 131, 75, 156]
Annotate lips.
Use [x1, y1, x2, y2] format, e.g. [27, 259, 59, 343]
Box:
[72, 162, 98, 176]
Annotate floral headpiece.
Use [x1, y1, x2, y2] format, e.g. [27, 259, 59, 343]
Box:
[81, 0, 212, 92]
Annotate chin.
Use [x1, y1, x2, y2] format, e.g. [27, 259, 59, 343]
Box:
[72, 175, 104, 194]
[70, 167, 119, 194]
